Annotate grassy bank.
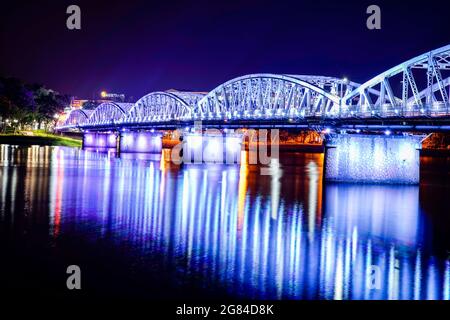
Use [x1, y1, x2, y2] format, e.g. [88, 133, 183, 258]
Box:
[0, 130, 82, 147]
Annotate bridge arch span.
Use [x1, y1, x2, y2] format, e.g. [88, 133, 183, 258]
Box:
[127, 91, 204, 122]
[88, 102, 134, 125]
[194, 73, 345, 120]
[343, 44, 450, 116]
[62, 109, 91, 127]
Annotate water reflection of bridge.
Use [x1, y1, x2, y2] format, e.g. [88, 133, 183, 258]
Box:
[1, 145, 446, 299]
[41, 147, 449, 300]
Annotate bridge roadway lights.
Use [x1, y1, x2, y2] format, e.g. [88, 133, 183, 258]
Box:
[119, 131, 163, 153]
[324, 134, 422, 184]
[183, 133, 242, 164]
[82, 132, 117, 150]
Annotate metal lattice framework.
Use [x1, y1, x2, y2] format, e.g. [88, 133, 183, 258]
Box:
[411, 75, 450, 106]
[343, 44, 450, 117]
[87, 102, 134, 124]
[56, 44, 450, 130]
[63, 109, 91, 127]
[125, 91, 204, 123]
[194, 74, 350, 119]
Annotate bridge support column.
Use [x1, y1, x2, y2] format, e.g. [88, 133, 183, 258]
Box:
[324, 134, 422, 184]
[82, 132, 117, 149]
[183, 133, 242, 164]
[119, 131, 162, 153]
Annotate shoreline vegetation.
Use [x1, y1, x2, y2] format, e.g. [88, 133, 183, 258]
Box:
[0, 130, 81, 147]
[0, 76, 70, 133]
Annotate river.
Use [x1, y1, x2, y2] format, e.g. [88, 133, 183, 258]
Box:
[0, 145, 448, 300]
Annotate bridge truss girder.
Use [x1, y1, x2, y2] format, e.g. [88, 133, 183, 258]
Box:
[87, 102, 134, 125]
[62, 109, 90, 127]
[56, 44, 450, 131]
[125, 91, 202, 123]
[194, 74, 344, 120]
[343, 44, 450, 117]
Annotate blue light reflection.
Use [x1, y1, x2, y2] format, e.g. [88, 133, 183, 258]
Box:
[45, 147, 449, 300]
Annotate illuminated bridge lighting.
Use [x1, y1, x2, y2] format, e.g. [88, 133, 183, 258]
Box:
[325, 134, 422, 184]
[56, 44, 450, 132]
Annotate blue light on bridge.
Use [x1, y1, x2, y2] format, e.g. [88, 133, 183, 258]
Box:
[325, 134, 422, 184]
[56, 45, 450, 132]
[120, 131, 162, 153]
[83, 132, 117, 149]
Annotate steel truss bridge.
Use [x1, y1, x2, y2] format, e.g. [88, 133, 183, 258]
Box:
[57, 45, 450, 133]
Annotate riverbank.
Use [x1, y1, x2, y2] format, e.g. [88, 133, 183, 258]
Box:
[0, 131, 82, 147]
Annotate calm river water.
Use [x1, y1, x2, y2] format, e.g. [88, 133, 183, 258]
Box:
[0, 145, 448, 300]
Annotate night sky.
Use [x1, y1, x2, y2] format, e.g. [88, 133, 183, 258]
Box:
[1, 0, 449, 100]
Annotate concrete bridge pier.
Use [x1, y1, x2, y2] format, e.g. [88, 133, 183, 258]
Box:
[324, 133, 423, 184]
[183, 132, 242, 164]
[119, 130, 163, 153]
[82, 131, 118, 150]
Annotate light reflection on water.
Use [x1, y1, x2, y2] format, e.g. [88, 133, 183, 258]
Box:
[0, 145, 448, 300]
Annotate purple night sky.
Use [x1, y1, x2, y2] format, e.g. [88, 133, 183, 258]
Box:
[0, 0, 449, 101]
